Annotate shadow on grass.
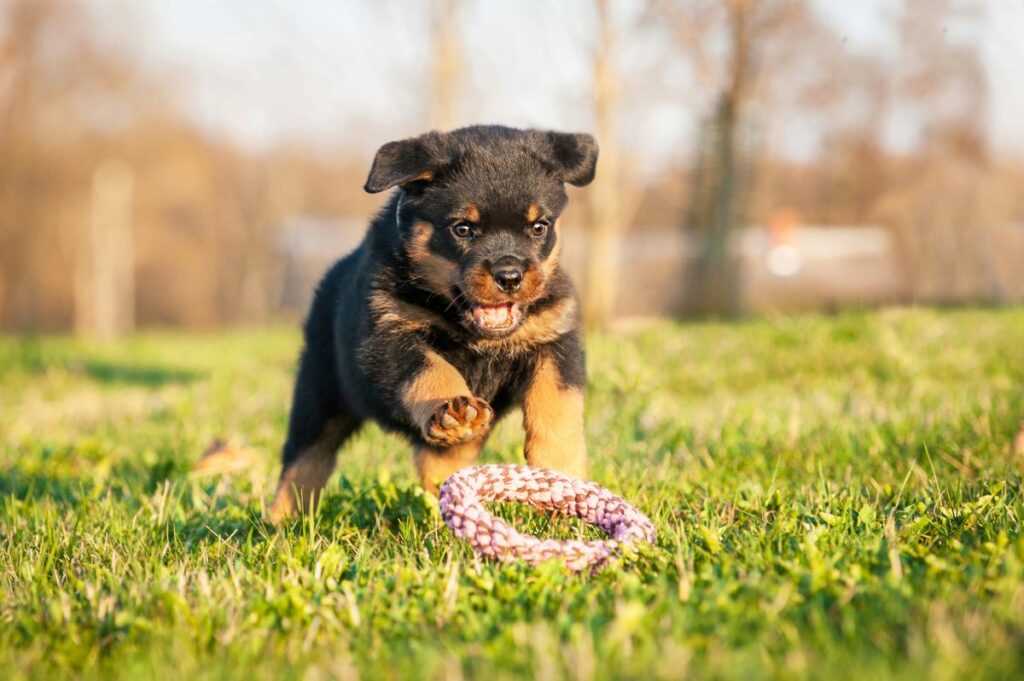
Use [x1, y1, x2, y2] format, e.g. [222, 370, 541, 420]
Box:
[316, 477, 435, 531]
[149, 476, 436, 554]
[75, 359, 203, 387]
[169, 510, 270, 549]
[1, 339, 204, 386]
[1, 457, 194, 510]
[0, 469, 93, 505]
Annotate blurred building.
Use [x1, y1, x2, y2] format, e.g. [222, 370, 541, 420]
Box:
[276, 220, 1024, 320]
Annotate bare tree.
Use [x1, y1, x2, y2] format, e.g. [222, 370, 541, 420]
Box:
[429, 0, 462, 130]
[685, 1, 756, 315]
[658, 0, 841, 315]
[582, 0, 624, 330]
[873, 0, 1002, 303]
[0, 0, 136, 330]
[897, 0, 987, 143]
[76, 160, 136, 339]
[0, 0, 299, 331]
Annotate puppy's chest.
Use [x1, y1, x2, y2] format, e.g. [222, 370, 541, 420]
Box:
[449, 352, 535, 404]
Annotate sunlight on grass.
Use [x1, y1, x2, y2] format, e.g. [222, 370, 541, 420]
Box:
[1, 308, 1023, 680]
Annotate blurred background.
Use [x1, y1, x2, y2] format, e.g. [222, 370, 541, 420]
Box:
[1, 0, 1022, 336]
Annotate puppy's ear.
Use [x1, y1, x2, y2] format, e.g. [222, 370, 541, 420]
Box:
[541, 131, 599, 187]
[364, 132, 449, 194]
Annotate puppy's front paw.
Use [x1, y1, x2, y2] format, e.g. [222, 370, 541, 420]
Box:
[424, 395, 493, 447]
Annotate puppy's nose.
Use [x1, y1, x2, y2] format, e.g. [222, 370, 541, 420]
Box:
[491, 258, 524, 293]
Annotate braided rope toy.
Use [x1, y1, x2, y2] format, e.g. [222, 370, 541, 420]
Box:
[438, 464, 656, 572]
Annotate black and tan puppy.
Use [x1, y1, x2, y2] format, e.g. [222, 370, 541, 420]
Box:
[270, 125, 598, 522]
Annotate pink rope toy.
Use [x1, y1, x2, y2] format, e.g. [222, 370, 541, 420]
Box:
[438, 464, 656, 572]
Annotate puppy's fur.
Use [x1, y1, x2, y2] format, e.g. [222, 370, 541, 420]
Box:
[270, 125, 598, 522]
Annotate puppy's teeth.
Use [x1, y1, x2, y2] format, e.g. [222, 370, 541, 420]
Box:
[442, 413, 459, 429]
[472, 303, 517, 330]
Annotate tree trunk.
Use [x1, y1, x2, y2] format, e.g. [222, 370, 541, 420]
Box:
[583, 0, 623, 331]
[430, 0, 461, 131]
[76, 160, 135, 339]
[684, 1, 751, 317]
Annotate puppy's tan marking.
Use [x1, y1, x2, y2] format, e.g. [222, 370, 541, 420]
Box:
[519, 266, 547, 301]
[408, 220, 433, 251]
[411, 169, 434, 183]
[463, 258, 550, 305]
[368, 289, 455, 334]
[401, 350, 473, 435]
[463, 203, 481, 223]
[415, 440, 484, 495]
[192, 439, 258, 476]
[269, 418, 348, 523]
[522, 355, 587, 478]
[526, 203, 542, 223]
[407, 221, 457, 296]
[540, 224, 561, 279]
[463, 263, 505, 304]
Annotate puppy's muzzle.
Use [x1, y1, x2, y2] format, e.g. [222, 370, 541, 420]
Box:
[489, 256, 525, 293]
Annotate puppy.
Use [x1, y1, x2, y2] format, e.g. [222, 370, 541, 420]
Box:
[269, 125, 598, 522]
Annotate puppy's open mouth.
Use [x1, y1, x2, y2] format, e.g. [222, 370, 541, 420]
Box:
[470, 302, 522, 335]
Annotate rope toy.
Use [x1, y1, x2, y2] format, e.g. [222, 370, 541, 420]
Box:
[439, 464, 656, 572]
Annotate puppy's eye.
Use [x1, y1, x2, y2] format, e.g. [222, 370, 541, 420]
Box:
[450, 222, 474, 239]
[529, 220, 550, 239]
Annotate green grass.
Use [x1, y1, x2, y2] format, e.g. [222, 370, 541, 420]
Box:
[2, 307, 1024, 680]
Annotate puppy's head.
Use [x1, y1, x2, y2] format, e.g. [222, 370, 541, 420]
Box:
[365, 125, 598, 337]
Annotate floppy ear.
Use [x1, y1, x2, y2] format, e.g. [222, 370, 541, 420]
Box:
[364, 132, 449, 193]
[542, 131, 599, 187]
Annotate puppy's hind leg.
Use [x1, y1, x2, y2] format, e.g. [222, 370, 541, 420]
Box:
[269, 351, 360, 524]
[522, 347, 588, 480]
[415, 440, 485, 496]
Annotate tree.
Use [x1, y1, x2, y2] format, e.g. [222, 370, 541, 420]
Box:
[872, 0, 1003, 303]
[582, 0, 625, 330]
[0, 0, 136, 331]
[658, 0, 842, 315]
[429, 0, 462, 130]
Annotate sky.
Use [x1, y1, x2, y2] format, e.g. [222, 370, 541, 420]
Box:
[92, 0, 1024, 165]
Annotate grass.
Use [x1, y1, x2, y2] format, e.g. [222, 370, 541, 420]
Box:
[1, 307, 1024, 680]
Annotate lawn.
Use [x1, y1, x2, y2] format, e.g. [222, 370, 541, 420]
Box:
[1, 307, 1023, 680]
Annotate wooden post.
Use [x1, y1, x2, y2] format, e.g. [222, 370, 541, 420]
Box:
[76, 159, 135, 339]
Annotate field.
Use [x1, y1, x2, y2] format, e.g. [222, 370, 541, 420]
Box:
[2, 308, 1024, 680]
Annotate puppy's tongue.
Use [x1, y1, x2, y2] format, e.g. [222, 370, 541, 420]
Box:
[472, 303, 516, 330]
